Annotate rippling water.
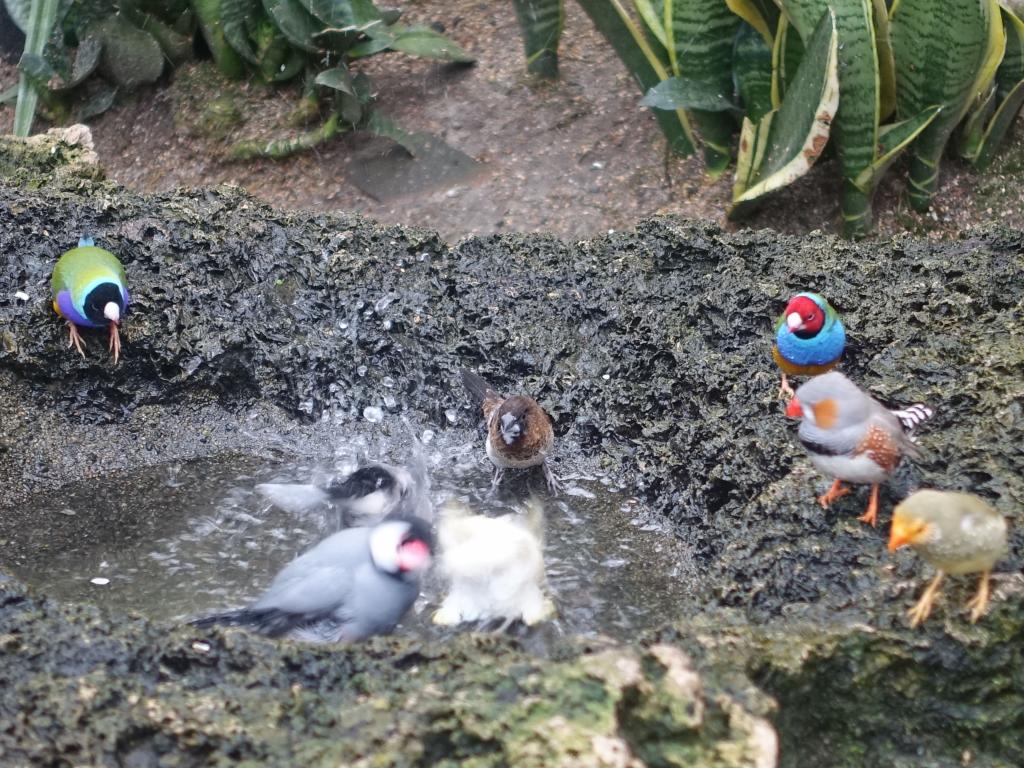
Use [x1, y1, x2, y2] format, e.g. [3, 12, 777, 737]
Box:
[1, 433, 696, 644]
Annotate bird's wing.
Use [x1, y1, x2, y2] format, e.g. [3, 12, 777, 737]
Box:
[253, 562, 354, 616]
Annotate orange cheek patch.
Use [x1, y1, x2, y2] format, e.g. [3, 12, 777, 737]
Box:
[811, 398, 838, 429]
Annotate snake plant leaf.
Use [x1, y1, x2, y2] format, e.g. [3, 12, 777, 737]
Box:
[640, 76, 735, 111]
[892, 0, 1000, 212]
[733, 20, 774, 122]
[575, 0, 695, 156]
[193, 0, 247, 77]
[725, 0, 780, 46]
[963, 5, 1024, 168]
[633, 0, 668, 49]
[664, 0, 740, 175]
[12, 0, 62, 136]
[221, 0, 260, 64]
[731, 9, 838, 207]
[513, 0, 564, 77]
[960, 83, 997, 159]
[872, 0, 897, 120]
[771, 13, 804, 107]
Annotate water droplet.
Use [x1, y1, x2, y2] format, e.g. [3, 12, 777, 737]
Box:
[90, 577, 110, 586]
[445, 408, 458, 424]
[382, 376, 396, 388]
[357, 365, 368, 377]
[375, 296, 394, 313]
[383, 394, 397, 409]
[383, 320, 393, 331]
[601, 558, 628, 569]
[421, 429, 436, 443]
[363, 406, 384, 423]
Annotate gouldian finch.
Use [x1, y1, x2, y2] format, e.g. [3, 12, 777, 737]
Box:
[786, 372, 933, 527]
[461, 369, 560, 493]
[889, 489, 1008, 627]
[772, 292, 845, 399]
[192, 515, 433, 643]
[51, 236, 130, 364]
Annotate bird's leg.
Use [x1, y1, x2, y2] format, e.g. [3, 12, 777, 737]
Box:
[108, 323, 121, 365]
[817, 479, 851, 509]
[778, 374, 795, 401]
[965, 570, 992, 623]
[66, 322, 86, 358]
[908, 571, 944, 628]
[490, 467, 505, 493]
[857, 484, 881, 527]
[543, 461, 562, 496]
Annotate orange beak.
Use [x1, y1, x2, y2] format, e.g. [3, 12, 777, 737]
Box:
[887, 516, 912, 552]
[785, 396, 803, 419]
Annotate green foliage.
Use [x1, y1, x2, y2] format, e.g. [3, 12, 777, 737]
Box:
[11, 0, 62, 136]
[512, 0, 564, 78]
[512, 0, 1024, 237]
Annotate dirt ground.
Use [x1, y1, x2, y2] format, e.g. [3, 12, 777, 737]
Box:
[3, 0, 1024, 243]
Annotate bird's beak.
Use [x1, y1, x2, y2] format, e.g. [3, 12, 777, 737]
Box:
[103, 301, 121, 325]
[785, 397, 803, 419]
[786, 311, 804, 331]
[888, 516, 912, 552]
[397, 539, 431, 572]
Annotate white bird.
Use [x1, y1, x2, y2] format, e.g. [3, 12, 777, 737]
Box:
[432, 496, 555, 629]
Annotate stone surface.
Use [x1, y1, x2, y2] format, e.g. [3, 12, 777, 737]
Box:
[0, 127, 1021, 767]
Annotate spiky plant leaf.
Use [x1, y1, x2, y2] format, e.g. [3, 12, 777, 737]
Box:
[640, 76, 735, 111]
[13, 0, 62, 136]
[385, 25, 475, 62]
[872, 0, 897, 119]
[733, 20, 773, 122]
[892, 0, 1001, 211]
[725, 0, 780, 45]
[513, 0, 564, 77]
[731, 9, 838, 206]
[770, 13, 804, 107]
[575, 0, 695, 156]
[664, 0, 739, 175]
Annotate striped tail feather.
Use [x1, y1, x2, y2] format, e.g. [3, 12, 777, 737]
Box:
[890, 403, 934, 442]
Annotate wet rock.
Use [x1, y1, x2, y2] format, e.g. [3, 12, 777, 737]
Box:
[0, 128, 1022, 766]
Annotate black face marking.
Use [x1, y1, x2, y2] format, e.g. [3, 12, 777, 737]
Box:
[497, 398, 532, 445]
[793, 325, 821, 340]
[326, 465, 396, 500]
[83, 282, 124, 325]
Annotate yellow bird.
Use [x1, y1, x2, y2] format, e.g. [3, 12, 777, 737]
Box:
[888, 489, 1008, 628]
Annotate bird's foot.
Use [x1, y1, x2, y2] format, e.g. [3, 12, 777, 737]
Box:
[543, 462, 562, 496]
[67, 323, 86, 358]
[908, 571, 944, 629]
[965, 571, 992, 624]
[108, 323, 121, 365]
[817, 479, 850, 509]
[856, 484, 881, 527]
[778, 375, 795, 401]
[488, 468, 505, 496]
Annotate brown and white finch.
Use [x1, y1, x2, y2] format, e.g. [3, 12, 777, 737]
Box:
[888, 489, 1008, 628]
[461, 370, 560, 493]
[785, 371, 932, 526]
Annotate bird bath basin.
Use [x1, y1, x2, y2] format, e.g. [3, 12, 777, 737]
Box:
[1, 437, 696, 646]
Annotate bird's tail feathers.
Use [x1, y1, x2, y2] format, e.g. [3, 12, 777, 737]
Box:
[890, 403, 934, 442]
[255, 482, 330, 514]
[521, 495, 545, 544]
[190, 607, 303, 638]
[78, 235, 95, 248]
[461, 369, 498, 403]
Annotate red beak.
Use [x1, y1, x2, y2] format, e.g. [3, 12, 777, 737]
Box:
[785, 397, 803, 418]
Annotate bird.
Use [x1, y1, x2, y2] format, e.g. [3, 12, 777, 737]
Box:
[432, 497, 554, 629]
[888, 489, 1008, 628]
[51, 236, 130, 364]
[785, 371, 933, 527]
[772, 292, 845, 399]
[191, 515, 433, 643]
[461, 369, 560, 493]
[256, 462, 413, 523]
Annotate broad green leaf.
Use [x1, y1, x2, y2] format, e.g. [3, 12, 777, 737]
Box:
[872, 0, 896, 120]
[348, 35, 393, 57]
[365, 110, 420, 154]
[725, 0, 779, 46]
[315, 65, 354, 94]
[664, 0, 739, 175]
[75, 81, 117, 120]
[973, 80, 1024, 168]
[381, 25, 474, 62]
[0, 83, 18, 104]
[892, 0, 998, 211]
[138, 14, 193, 64]
[262, 0, 322, 52]
[640, 76, 735, 111]
[93, 15, 164, 88]
[299, 0, 360, 26]
[960, 83, 997, 159]
[19, 51, 55, 85]
[844, 104, 940, 236]
[733, 20, 773, 122]
[575, 0, 695, 155]
[513, 0, 563, 77]
[731, 10, 839, 205]
[221, 0, 260, 64]
[4, 0, 31, 33]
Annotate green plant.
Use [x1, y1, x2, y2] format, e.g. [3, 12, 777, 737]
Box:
[8, 0, 65, 135]
[514, 0, 1024, 237]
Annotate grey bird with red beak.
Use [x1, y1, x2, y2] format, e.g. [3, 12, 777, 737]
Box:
[192, 515, 433, 643]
